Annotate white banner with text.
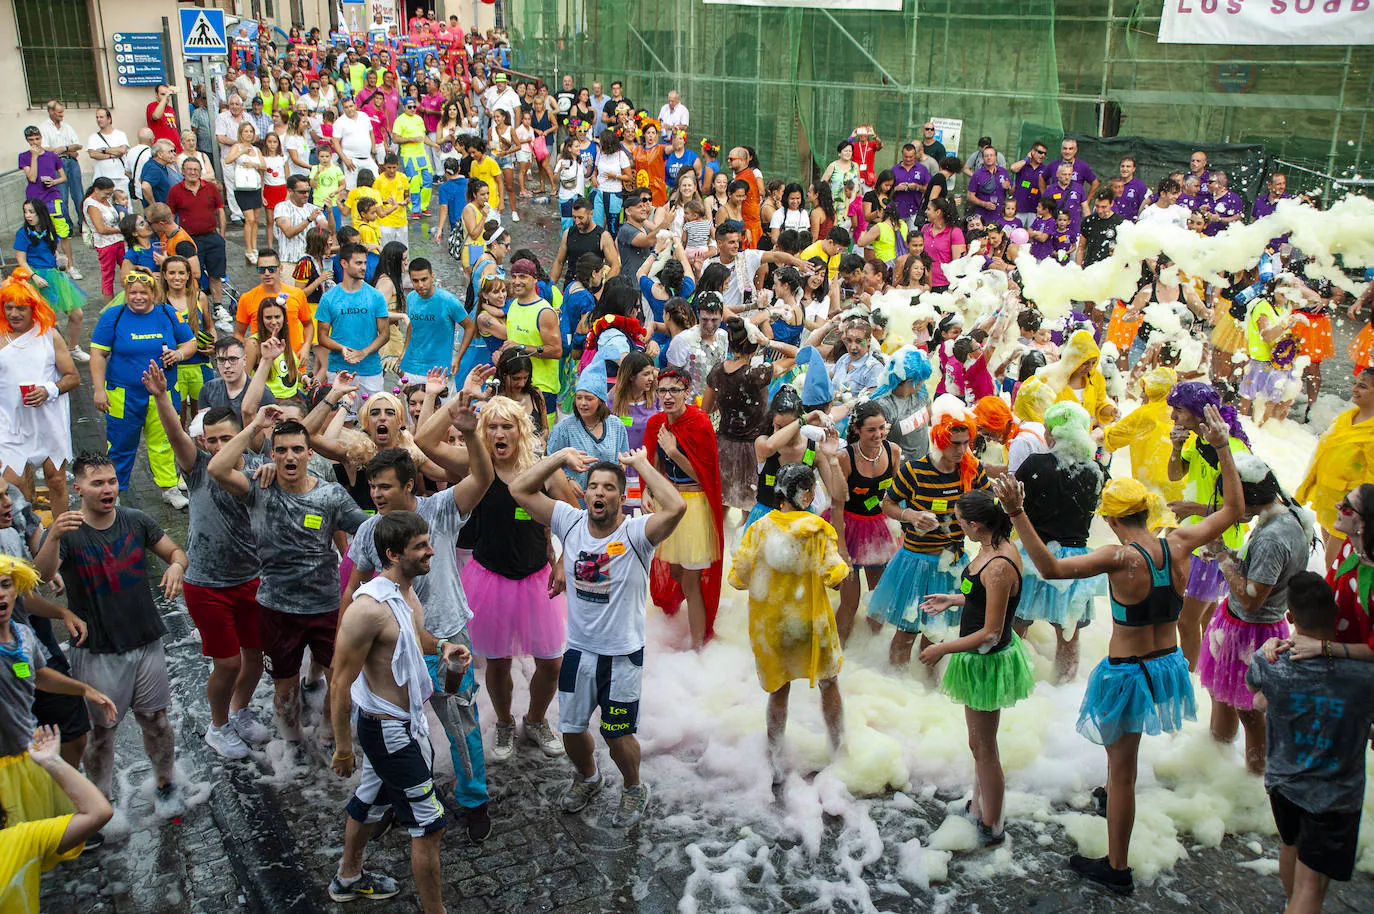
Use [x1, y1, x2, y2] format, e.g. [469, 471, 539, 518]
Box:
[1158, 1, 1374, 47]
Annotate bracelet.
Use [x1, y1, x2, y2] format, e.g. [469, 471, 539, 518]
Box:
[1322, 640, 1333, 661]
[332, 750, 354, 761]
[1005, 508, 1024, 518]
[1343, 643, 1351, 658]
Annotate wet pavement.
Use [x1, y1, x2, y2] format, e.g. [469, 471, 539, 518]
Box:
[37, 196, 1374, 913]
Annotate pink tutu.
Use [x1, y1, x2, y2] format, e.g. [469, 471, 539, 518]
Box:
[843, 511, 899, 568]
[461, 559, 568, 660]
[1197, 600, 1290, 711]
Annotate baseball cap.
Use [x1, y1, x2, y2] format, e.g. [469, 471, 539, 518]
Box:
[402, 97, 417, 106]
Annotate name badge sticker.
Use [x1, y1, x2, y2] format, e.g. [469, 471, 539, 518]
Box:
[864, 495, 881, 511]
[303, 514, 323, 529]
[12, 662, 30, 679]
[878, 478, 892, 490]
[931, 498, 949, 513]
[960, 578, 973, 595]
[514, 507, 532, 521]
[607, 541, 626, 556]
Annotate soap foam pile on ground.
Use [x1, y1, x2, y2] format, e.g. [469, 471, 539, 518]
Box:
[616, 407, 1374, 910]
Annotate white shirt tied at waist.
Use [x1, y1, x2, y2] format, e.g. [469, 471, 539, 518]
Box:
[350, 576, 433, 741]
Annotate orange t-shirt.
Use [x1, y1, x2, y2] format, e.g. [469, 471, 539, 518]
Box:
[632, 144, 667, 208]
[235, 284, 314, 355]
[737, 167, 763, 248]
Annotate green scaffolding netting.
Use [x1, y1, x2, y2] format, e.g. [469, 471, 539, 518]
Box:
[508, 0, 1372, 200]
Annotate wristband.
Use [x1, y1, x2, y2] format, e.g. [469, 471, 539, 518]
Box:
[42, 382, 59, 401]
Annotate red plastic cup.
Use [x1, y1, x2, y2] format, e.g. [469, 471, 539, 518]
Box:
[18, 384, 36, 402]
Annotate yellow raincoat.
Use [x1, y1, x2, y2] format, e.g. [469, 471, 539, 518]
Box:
[1103, 367, 1183, 501]
[1296, 407, 1374, 531]
[1015, 330, 1113, 427]
[728, 510, 849, 692]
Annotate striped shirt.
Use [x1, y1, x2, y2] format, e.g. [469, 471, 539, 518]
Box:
[886, 455, 990, 554]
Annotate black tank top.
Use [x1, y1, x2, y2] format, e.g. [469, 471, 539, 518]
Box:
[957, 554, 1021, 652]
[469, 475, 548, 579]
[1109, 537, 1183, 627]
[563, 225, 607, 284]
[335, 464, 376, 514]
[755, 439, 816, 509]
[845, 441, 897, 516]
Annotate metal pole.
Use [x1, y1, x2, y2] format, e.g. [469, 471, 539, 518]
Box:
[1324, 44, 1354, 202]
[1098, 0, 1112, 137]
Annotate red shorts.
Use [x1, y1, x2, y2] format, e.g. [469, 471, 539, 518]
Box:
[259, 605, 339, 680]
[183, 578, 264, 659]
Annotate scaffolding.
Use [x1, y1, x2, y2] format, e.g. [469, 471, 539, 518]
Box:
[508, 0, 1372, 197]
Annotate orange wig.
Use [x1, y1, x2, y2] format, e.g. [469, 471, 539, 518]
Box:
[930, 410, 980, 492]
[0, 267, 56, 335]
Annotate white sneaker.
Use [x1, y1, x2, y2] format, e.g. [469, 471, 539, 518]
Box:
[176, 478, 188, 494]
[205, 724, 250, 760]
[612, 782, 652, 827]
[246, 249, 258, 265]
[230, 708, 271, 745]
[522, 717, 565, 757]
[161, 487, 188, 510]
[69, 345, 90, 363]
[68, 265, 84, 281]
[490, 721, 515, 761]
[511, 211, 521, 223]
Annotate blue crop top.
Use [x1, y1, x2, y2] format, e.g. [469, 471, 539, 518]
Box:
[1109, 537, 1182, 627]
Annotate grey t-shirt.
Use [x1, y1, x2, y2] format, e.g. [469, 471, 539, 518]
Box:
[185, 450, 262, 588]
[551, 502, 655, 656]
[1247, 653, 1374, 813]
[348, 493, 472, 640]
[1236, 510, 1311, 624]
[875, 389, 930, 465]
[616, 223, 651, 278]
[0, 622, 47, 756]
[200, 377, 277, 424]
[242, 479, 368, 615]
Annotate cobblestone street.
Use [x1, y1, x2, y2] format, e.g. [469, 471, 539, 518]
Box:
[35, 196, 1374, 913]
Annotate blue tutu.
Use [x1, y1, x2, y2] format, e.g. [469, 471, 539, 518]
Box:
[744, 502, 773, 531]
[1076, 647, 1196, 747]
[1016, 543, 1104, 629]
[866, 548, 965, 635]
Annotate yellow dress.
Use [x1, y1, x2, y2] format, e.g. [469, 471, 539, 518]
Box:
[1103, 398, 1184, 502]
[1296, 407, 1374, 531]
[728, 510, 849, 692]
[0, 813, 83, 913]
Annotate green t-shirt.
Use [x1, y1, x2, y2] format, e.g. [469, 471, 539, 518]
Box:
[347, 62, 367, 96]
[392, 113, 427, 155]
[311, 164, 344, 207]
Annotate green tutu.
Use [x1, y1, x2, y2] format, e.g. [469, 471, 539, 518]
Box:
[940, 636, 1035, 712]
[34, 267, 87, 313]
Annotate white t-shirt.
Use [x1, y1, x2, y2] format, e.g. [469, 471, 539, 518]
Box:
[333, 112, 375, 160]
[87, 129, 130, 182]
[555, 158, 585, 201]
[39, 121, 79, 155]
[273, 199, 321, 264]
[233, 146, 263, 189]
[550, 501, 655, 656]
[1137, 202, 1189, 231]
[1006, 422, 1048, 473]
[770, 208, 810, 232]
[658, 103, 689, 130]
[263, 155, 287, 187]
[82, 197, 122, 249]
[283, 135, 311, 177]
[596, 150, 631, 193]
[705, 249, 765, 308]
[348, 493, 472, 639]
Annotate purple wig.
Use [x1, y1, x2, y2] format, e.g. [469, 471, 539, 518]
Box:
[1166, 381, 1250, 448]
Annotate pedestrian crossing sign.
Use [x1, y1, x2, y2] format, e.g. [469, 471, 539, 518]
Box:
[180, 8, 227, 56]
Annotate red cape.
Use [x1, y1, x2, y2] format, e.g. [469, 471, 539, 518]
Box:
[644, 405, 724, 641]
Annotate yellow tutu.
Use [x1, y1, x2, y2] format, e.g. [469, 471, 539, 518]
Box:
[0, 753, 73, 828]
[654, 491, 721, 568]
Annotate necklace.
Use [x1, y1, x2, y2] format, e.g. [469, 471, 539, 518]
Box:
[856, 443, 882, 464]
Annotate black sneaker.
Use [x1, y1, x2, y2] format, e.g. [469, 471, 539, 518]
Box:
[328, 869, 400, 902]
[1091, 786, 1108, 817]
[977, 820, 1005, 848]
[1069, 854, 1135, 896]
[464, 802, 492, 843]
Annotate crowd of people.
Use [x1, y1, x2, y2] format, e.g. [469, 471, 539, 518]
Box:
[0, 16, 1372, 914]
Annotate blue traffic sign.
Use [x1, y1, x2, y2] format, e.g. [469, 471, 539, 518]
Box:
[179, 7, 227, 56]
[113, 32, 166, 87]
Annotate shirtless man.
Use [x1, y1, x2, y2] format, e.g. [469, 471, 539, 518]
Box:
[328, 511, 469, 911]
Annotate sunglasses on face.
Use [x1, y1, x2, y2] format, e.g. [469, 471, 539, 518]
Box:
[1338, 498, 1358, 517]
[257, 264, 279, 273]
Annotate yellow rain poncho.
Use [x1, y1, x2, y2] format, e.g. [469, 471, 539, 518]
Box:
[1103, 367, 1184, 501]
[727, 510, 849, 692]
[1296, 407, 1374, 531]
[1015, 329, 1114, 427]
